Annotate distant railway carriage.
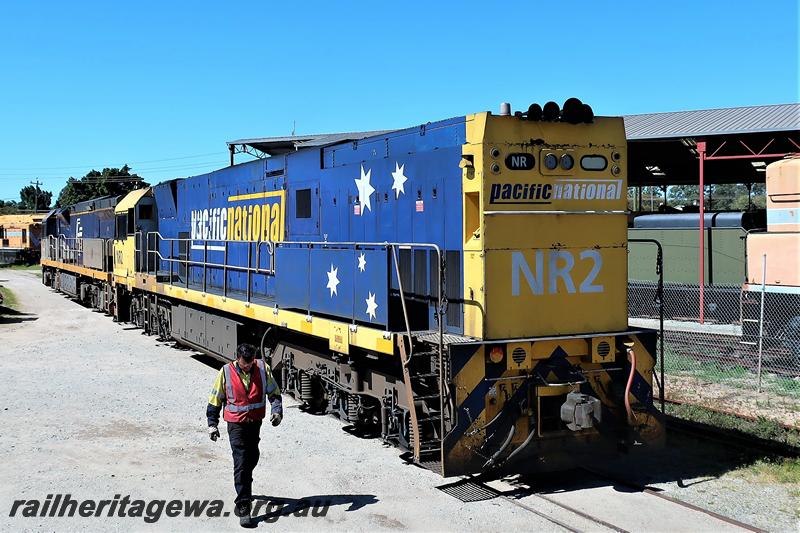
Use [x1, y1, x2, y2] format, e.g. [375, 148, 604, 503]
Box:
[0, 213, 43, 265]
[742, 157, 800, 359]
[627, 211, 765, 322]
[41, 100, 664, 476]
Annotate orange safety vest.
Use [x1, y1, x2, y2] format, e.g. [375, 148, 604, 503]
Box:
[222, 360, 267, 423]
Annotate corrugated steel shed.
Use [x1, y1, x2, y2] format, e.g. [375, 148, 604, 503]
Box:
[624, 103, 799, 140]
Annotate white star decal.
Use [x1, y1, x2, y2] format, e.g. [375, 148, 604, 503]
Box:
[365, 292, 378, 321]
[326, 264, 339, 297]
[391, 162, 408, 199]
[354, 164, 375, 215]
[357, 253, 366, 272]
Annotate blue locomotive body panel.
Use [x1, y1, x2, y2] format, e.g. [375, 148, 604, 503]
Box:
[163, 117, 466, 331]
[47, 196, 117, 241]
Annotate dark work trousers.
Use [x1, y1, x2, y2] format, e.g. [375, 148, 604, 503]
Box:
[227, 421, 262, 505]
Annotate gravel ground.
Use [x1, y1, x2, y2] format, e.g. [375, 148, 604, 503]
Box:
[0, 268, 794, 532]
[0, 270, 554, 532]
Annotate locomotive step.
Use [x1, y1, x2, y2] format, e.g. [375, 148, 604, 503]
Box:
[411, 372, 440, 379]
[410, 351, 440, 358]
[419, 446, 441, 454]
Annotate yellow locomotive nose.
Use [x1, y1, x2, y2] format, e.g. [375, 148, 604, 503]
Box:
[462, 111, 629, 341]
[442, 107, 661, 477]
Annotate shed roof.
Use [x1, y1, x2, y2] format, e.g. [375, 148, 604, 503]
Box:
[623, 103, 799, 140]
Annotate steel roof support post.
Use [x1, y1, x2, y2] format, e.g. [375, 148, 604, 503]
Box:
[697, 141, 706, 324]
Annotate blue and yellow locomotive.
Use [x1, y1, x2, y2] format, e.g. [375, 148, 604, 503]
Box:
[42, 99, 662, 476]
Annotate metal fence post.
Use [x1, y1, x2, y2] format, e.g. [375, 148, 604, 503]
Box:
[756, 253, 766, 393]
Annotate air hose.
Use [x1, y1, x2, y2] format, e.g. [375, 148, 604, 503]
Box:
[625, 346, 638, 425]
[482, 424, 516, 469]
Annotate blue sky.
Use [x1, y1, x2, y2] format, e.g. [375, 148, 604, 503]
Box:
[0, 0, 797, 202]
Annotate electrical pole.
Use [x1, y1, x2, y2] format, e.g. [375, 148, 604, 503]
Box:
[30, 179, 42, 211]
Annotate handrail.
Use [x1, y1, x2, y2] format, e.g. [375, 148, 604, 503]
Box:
[141, 231, 447, 420]
[142, 232, 276, 276]
[42, 234, 112, 273]
[143, 232, 445, 352]
[629, 238, 665, 413]
[391, 246, 414, 363]
[484, 210, 628, 215]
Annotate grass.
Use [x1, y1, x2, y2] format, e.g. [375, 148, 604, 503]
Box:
[0, 263, 41, 271]
[0, 285, 18, 310]
[666, 402, 800, 448]
[736, 457, 800, 515]
[664, 350, 800, 399]
[742, 457, 800, 485]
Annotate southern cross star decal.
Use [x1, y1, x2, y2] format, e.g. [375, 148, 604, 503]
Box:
[365, 292, 378, 321]
[326, 264, 339, 297]
[354, 164, 375, 215]
[391, 162, 408, 199]
[357, 252, 366, 272]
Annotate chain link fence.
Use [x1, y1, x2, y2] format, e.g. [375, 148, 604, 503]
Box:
[628, 255, 800, 430]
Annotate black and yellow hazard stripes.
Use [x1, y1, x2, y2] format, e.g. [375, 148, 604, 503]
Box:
[441, 330, 662, 477]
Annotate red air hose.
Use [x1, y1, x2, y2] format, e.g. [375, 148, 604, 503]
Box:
[625, 347, 638, 425]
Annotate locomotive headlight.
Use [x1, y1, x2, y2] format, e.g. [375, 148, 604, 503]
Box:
[611, 165, 621, 176]
[560, 154, 574, 170]
[543, 153, 558, 170]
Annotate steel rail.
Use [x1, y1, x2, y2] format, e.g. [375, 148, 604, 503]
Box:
[578, 467, 766, 533]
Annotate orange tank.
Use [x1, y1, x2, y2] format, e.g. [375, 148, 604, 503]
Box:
[746, 157, 800, 288]
[765, 157, 800, 232]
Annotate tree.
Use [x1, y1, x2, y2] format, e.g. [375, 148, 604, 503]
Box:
[56, 165, 149, 207]
[668, 185, 700, 207]
[0, 200, 20, 215]
[18, 185, 52, 211]
[627, 186, 667, 211]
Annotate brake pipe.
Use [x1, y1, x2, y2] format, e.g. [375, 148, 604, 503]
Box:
[625, 346, 638, 425]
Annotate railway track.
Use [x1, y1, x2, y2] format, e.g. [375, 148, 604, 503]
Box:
[663, 400, 800, 455]
[438, 468, 766, 533]
[667, 329, 800, 378]
[577, 468, 765, 533]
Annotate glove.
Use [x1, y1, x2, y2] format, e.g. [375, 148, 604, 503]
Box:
[270, 412, 282, 427]
[208, 426, 220, 441]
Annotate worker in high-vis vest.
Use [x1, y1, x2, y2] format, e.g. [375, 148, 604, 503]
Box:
[207, 343, 282, 527]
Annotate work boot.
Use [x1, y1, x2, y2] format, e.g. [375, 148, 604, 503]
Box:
[235, 502, 253, 528]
